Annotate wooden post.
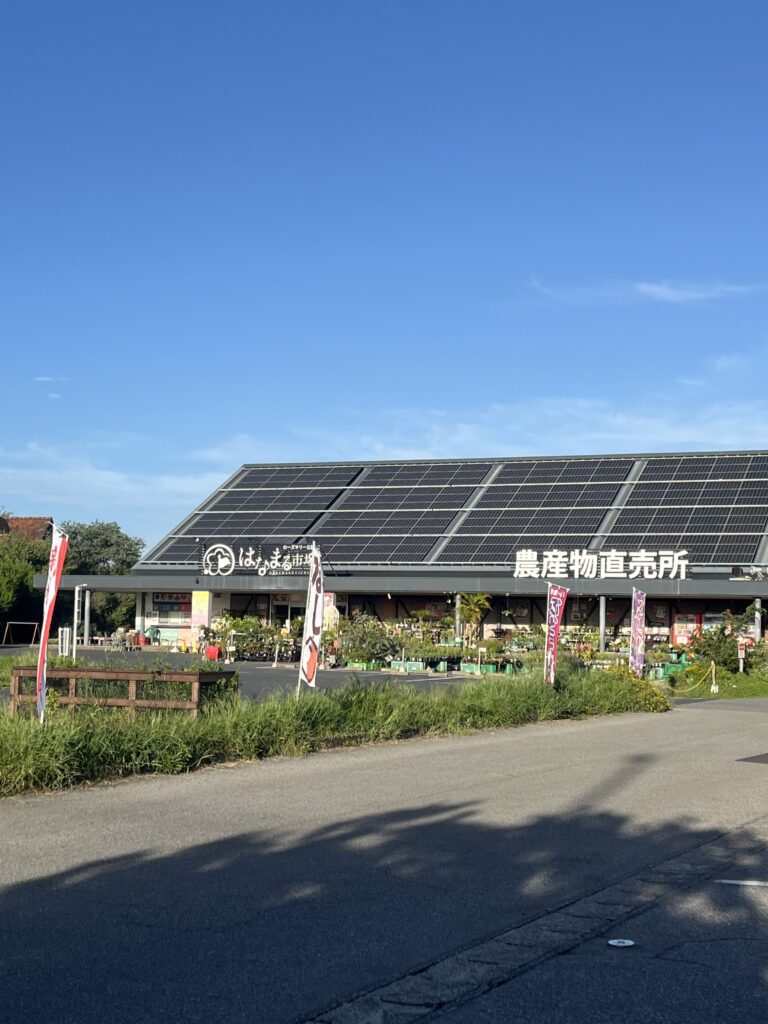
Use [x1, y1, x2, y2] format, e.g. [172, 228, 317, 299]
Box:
[128, 679, 137, 721]
[68, 676, 77, 717]
[9, 668, 20, 716]
[190, 678, 200, 718]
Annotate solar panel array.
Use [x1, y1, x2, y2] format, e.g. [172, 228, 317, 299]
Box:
[607, 455, 768, 564]
[139, 453, 768, 569]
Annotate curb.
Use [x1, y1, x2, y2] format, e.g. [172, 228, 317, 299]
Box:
[302, 815, 768, 1023]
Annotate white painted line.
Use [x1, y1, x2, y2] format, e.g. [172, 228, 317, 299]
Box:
[714, 880, 768, 887]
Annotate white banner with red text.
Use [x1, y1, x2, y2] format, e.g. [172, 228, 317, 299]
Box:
[298, 544, 324, 689]
[36, 524, 69, 722]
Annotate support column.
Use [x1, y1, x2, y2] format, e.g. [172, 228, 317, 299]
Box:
[599, 595, 607, 653]
[83, 589, 91, 646]
[454, 593, 462, 642]
[755, 597, 762, 642]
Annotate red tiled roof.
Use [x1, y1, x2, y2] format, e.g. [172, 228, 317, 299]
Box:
[0, 516, 53, 541]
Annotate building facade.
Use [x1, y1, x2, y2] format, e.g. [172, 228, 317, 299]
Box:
[50, 450, 768, 650]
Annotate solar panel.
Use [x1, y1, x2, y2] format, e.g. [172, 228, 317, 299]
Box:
[140, 453, 768, 569]
[626, 484, 669, 505]
[640, 459, 682, 479]
[714, 537, 761, 561]
[727, 511, 768, 528]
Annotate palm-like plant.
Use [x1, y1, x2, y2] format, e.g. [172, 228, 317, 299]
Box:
[458, 593, 493, 646]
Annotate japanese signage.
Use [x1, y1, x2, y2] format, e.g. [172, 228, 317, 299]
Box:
[629, 588, 647, 678]
[153, 592, 191, 612]
[672, 613, 700, 647]
[544, 582, 569, 686]
[36, 524, 69, 723]
[299, 544, 324, 689]
[202, 543, 314, 577]
[512, 548, 688, 580]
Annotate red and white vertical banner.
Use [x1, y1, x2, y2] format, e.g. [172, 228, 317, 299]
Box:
[36, 524, 69, 722]
[544, 582, 569, 686]
[298, 543, 324, 689]
[629, 588, 647, 677]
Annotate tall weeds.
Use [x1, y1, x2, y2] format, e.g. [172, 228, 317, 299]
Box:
[0, 672, 670, 796]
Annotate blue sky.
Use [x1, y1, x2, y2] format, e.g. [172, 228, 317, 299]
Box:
[1, 1, 767, 547]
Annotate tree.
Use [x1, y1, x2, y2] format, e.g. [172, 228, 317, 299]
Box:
[688, 605, 757, 674]
[338, 615, 399, 663]
[458, 593, 493, 646]
[61, 521, 143, 575]
[0, 533, 50, 621]
[60, 521, 145, 634]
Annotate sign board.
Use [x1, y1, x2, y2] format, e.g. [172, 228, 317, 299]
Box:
[203, 543, 313, 577]
[672, 613, 700, 647]
[512, 548, 688, 580]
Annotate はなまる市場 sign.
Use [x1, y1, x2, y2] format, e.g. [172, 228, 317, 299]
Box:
[202, 544, 313, 577]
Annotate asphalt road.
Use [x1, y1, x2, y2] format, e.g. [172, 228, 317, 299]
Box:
[4, 699, 768, 1022]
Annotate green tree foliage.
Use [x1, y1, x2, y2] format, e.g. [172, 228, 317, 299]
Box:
[458, 593, 492, 645]
[338, 614, 399, 663]
[688, 605, 757, 674]
[60, 521, 145, 634]
[61, 521, 143, 575]
[0, 534, 50, 621]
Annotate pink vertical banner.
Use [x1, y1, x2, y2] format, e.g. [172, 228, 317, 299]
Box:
[629, 588, 647, 677]
[544, 582, 569, 686]
[36, 524, 69, 722]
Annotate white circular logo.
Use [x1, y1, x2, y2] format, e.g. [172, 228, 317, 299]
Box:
[202, 543, 236, 576]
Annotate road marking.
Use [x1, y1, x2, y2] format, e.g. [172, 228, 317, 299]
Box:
[306, 821, 768, 1023]
[714, 879, 768, 887]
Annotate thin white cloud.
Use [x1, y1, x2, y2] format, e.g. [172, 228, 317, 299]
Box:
[529, 277, 763, 306]
[33, 376, 69, 382]
[191, 399, 768, 468]
[705, 354, 751, 373]
[0, 443, 222, 545]
[635, 281, 762, 303]
[48, 393, 62, 400]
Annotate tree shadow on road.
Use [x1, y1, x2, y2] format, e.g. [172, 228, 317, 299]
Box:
[3, 753, 768, 1024]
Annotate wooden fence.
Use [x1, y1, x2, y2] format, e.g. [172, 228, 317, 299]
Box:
[8, 668, 237, 719]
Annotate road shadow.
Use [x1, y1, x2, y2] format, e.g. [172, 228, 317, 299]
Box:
[3, 755, 768, 1023]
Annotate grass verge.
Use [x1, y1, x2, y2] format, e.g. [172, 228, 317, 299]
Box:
[0, 670, 669, 797]
[670, 666, 768, 700]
